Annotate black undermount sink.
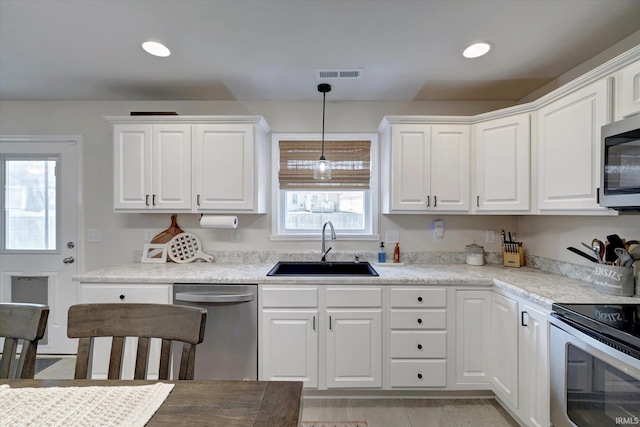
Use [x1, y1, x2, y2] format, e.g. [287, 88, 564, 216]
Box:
[267, 261, 379, 277]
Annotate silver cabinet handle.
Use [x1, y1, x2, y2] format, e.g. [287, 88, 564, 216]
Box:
[434, 196, 437, 207]
[175, 292, 254, 303]
[521, 311, 529, 327]
[313, 315, 316, 331]
[145, 195, 150, 206]
[152, 194, 157, 206]
[197, 194, 201, 206]
[426, 196, 430, 207]
[477, 195, 480, 208]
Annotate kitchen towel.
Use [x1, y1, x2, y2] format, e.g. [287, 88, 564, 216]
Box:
[199, 215, 238, 229]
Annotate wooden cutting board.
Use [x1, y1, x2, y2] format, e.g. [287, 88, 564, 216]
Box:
[150, 215, 184, 261]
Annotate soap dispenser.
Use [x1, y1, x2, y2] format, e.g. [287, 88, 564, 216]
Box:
[378, 242, 386, 263]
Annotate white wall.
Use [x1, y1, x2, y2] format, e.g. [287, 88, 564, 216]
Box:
[0, 99, 523, 270]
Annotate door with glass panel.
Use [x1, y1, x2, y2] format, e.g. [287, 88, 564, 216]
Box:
[0, 137, 81, 354]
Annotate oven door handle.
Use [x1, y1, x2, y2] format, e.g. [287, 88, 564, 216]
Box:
[175, 292, 254, 303]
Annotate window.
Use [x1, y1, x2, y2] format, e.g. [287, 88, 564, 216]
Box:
[271, 133, 378, 239]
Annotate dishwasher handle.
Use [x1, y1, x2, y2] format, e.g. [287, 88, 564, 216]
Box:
[175, 292, 254, 303]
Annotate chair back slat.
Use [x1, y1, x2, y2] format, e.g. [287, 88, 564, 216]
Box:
[0, 303, 49, 379]
[68, 303, 206, 380]
[134, 337, 151, 380]
[108, 337, 125, 380]
[158, 339, 172, 380]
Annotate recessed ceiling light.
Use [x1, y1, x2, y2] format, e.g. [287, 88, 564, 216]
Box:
[142, 41, 170, 57]
[463, 42, 492, 59]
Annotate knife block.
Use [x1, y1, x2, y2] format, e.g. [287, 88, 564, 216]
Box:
[502, 244, 525, 268]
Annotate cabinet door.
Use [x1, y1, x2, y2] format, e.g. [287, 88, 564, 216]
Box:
[537, 79, 610, 212]
[78, 284, 171, 379]
[474, 114, 530, 212]
[114, 124, 152, 210]
[455, 290, 491, 385]
[261, 310, 318, 388]
[193, 124, 256, 211]
[326, 310, 382, 388]
[151, 124, 192, 210]
[618, 60, 640, 119]
[390, 125, 431, 211]
[491, 293, 519, 408]
[519, 304, 550, 427]
[431, 125, 470, 212]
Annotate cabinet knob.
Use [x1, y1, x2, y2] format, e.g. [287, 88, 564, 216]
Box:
[417, 373, 423, 379]
[417, 296, 423, 302]
[417, 344, 423, 350]
[119, 294, 125, 300]
[417, 318, 423, 324]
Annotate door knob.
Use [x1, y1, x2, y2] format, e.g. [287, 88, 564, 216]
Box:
[63, 256, 75, 264]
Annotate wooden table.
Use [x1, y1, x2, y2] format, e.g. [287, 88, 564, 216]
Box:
[0, 379, 303, 426]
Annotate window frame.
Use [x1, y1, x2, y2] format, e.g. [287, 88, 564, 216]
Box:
[270, 132, 379, 241]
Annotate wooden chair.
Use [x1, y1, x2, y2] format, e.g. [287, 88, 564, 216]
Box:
[0, 303, 50, 379]
[67, 303, 206, 380]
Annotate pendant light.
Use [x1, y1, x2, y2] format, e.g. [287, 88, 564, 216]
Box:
[314, 83, 332, 180]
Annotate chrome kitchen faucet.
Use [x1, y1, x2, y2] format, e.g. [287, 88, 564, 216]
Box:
[321, 221, 337, 262]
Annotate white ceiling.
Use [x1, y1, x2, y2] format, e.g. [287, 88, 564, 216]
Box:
[1, 0, 640, 102]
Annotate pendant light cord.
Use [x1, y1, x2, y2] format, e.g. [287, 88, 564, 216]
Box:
[320, 90, 326, 160]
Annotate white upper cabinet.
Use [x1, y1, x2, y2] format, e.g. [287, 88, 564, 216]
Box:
[617, 59, 640, 119]
[473, 114, 531, 213]
[113, 123, 192, 211]
[380, 119, 470, 213]
[536, 78, 612, 213]
[109, 116, 269, 213]
[193, 123, 268, 212]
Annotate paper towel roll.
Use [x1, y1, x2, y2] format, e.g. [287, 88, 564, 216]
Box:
[199, 215, 238, 229]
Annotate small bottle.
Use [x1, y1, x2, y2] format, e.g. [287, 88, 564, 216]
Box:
[378, 242, 386, 263]
[393, 242, 400, 263]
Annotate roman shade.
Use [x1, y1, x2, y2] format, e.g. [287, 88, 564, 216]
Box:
[278, 140, 371, 190]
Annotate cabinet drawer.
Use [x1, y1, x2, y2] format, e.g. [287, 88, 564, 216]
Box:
[391, 310, 446, 329]
[261, 287, 318, 308]
[390, 331, 447, 358]
[80, 284, 171, 303]
[390, 288, 446, 308]
[326, 287, 382, 308]
[390, 360, 447, 387]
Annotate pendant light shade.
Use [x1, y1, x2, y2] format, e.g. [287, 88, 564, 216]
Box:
[314, 83, 332, 180]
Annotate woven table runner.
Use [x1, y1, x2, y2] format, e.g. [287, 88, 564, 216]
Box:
[0, 383, 174, 427]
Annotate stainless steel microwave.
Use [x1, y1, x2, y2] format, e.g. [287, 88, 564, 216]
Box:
[599, 114, 640, 211]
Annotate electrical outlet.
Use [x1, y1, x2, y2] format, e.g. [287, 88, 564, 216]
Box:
[386, 230, 400, 244]
[486, 230, 495, 244]
[230, 230, 240, 243]
[144, 229, 154, 242]
[87, 228, 101, 243]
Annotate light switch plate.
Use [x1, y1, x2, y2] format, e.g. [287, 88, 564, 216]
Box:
[486, 230, 495, 244]
[230, 230, 240, 243]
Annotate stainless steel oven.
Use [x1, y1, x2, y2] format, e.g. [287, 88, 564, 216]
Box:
[550, 304, 640, 427]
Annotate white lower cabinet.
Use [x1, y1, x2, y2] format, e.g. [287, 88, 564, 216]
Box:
[259, 285, 382, 390]
[388, 287, 448, 388]
[261, 310, 318, 388]
[77, 283, 172, 379]
[491, 291, 550, 427]
[455, 290, 491, 387]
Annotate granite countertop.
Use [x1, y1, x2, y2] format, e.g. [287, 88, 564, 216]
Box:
[73, 261, 640, 310]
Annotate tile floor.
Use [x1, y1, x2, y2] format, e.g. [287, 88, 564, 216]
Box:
[302, 398, 520, 427]
[35, 357, 520, 427]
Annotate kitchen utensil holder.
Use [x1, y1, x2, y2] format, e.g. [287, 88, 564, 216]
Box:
[502, 244, 525, 268]
[592, 263, 636, 297]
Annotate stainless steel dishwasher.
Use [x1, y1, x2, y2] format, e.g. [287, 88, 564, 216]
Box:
[172, 284, 258, 380]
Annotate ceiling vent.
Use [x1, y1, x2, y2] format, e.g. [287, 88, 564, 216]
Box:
[316, 69, 362, 79]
